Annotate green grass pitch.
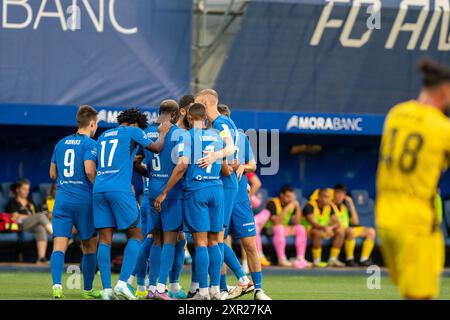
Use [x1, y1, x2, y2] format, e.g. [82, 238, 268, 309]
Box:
[1, 272, 450, 300]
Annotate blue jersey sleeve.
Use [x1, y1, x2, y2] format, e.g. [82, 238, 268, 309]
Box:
[131, 127, 152, 149]
[84, 139, 97, 162]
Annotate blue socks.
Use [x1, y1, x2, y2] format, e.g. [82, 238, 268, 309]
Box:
[169, 239, 186, 284]
[224, 242, 246, 279]
[191, 249, 198, 283]
[50, 251, 65, 286]
[119, 238, 142, 282]
[251, 271, 263, 290]
[220, 274, 228, 292]
[208, 245, 222, 287]
[195, 246, 209, 289]
[82, 253, 96, 291]
[149, 244, 162, 286]
[134, 237, 153, 286]
[97, 243, 112, 289]
[158, 243, 175, 288]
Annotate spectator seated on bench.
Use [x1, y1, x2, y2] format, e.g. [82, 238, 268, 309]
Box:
[5, 179, 53, 264]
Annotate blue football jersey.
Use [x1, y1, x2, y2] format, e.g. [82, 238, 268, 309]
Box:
[178, 128, 224, 192]
[51, 133, 97, 202]
[235, 131, 255, 204]
[147, 125, 185, 199]
[94, 126, 152, 193]
[211, 115, 239, 189]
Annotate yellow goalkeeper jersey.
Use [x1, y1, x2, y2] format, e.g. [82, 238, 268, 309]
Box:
[376, 100, 450, 233]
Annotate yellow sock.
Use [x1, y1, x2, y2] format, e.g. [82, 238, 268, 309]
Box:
[345, 239, 356, 260]
[330, 247, 341, 260]
[361, 239, 375, 261]
[312, 248, 322, 261]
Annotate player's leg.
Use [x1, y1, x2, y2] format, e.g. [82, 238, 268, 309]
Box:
[106, 191, 142, 300]
[344, 227, 359, 267]
[93, 192, 117, 299]
[168, 231, 187, 299]
[74, 200, 101, 299]
[148, 228, 162, 298]
[50, 237, 69, 298]
[128, 201, 152, 299]
[285, 224, 309, 268]
[49, 201, 72, 298]
[310, 228, 325, 267]
[273, 222, 290, 267]
[328, 227, 345, 267]
[191, 232, 210, 300]
[220, 188, 239, 292]
[254, 209, 271, 266]
[97, 227, 115, 299]
[80, 236, 102, 299]
[155, 230, 178, 300]
[358, 227, 376, 266]
[240, 244, 249, 274]
[208, 231, 222, 300]
[114, 225, 142, 300]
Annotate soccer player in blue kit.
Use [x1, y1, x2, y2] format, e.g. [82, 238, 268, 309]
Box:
[142, 100, 188, 300]
[154, 103, 226, 300]
[93, 108, 171, 300]
[218, 105, 271, 300]
[49, 105, 101, 299]
[126, 155, 154, 299]
[194, 90, 253, 297]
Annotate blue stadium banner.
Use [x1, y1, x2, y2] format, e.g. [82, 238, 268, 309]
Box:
[216, 0, 450, 114]
[0, 104, 385, 136]
[0, 0, 193, 107]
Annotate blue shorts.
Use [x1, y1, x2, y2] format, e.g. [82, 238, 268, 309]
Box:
[184, 186, 224, 233]
[150, 198, 183, 232]
[140, 196, 151, 237]
[230, 200, 257, 239]
[53, 200, 96, 241]
[223, 188, 238, 228]
[93, 191, 140, 230]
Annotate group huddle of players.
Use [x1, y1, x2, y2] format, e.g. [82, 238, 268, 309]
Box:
[48, 89, 271, 300]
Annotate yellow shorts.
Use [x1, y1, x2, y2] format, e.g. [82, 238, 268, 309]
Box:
[350, 226, 364, 238]
[378, 228, 444, 299]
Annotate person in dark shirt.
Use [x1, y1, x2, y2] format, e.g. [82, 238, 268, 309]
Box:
[5, 179, 53, 264]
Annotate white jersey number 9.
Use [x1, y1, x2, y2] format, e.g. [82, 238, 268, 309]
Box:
[63, 149, 75, 177]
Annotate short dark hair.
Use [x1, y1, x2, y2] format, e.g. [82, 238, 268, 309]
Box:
[117, 108, 148, 130]
[188, 103, 207, 120]
[11, 178, 31, 193]
[76, 105, 98, 128]
[418, 58, 450, 89]
[280, 185, 295, 194]
[179, 95, 194, 109]
[334, 183, 347, 192]
[159, 99, 179, 115]
[218, 104, 231, 117]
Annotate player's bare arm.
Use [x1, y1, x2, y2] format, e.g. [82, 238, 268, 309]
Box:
[84, 160, 97, 184]
[154, 156, 189, 212]
[345, 195, 359, 225]
[133, 155, 149, 177]
[221, 160, 233, 177]
[49, 162, 57, 180]
[236, 159, 257, 181]
[146, 121, 172, 154]
[198, 134, 235, 168]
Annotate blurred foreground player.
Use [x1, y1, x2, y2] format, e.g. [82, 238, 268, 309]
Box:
[93, 108, 170, 300]
[49, 105, 101, 299]
[376, 59, 450, 299]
